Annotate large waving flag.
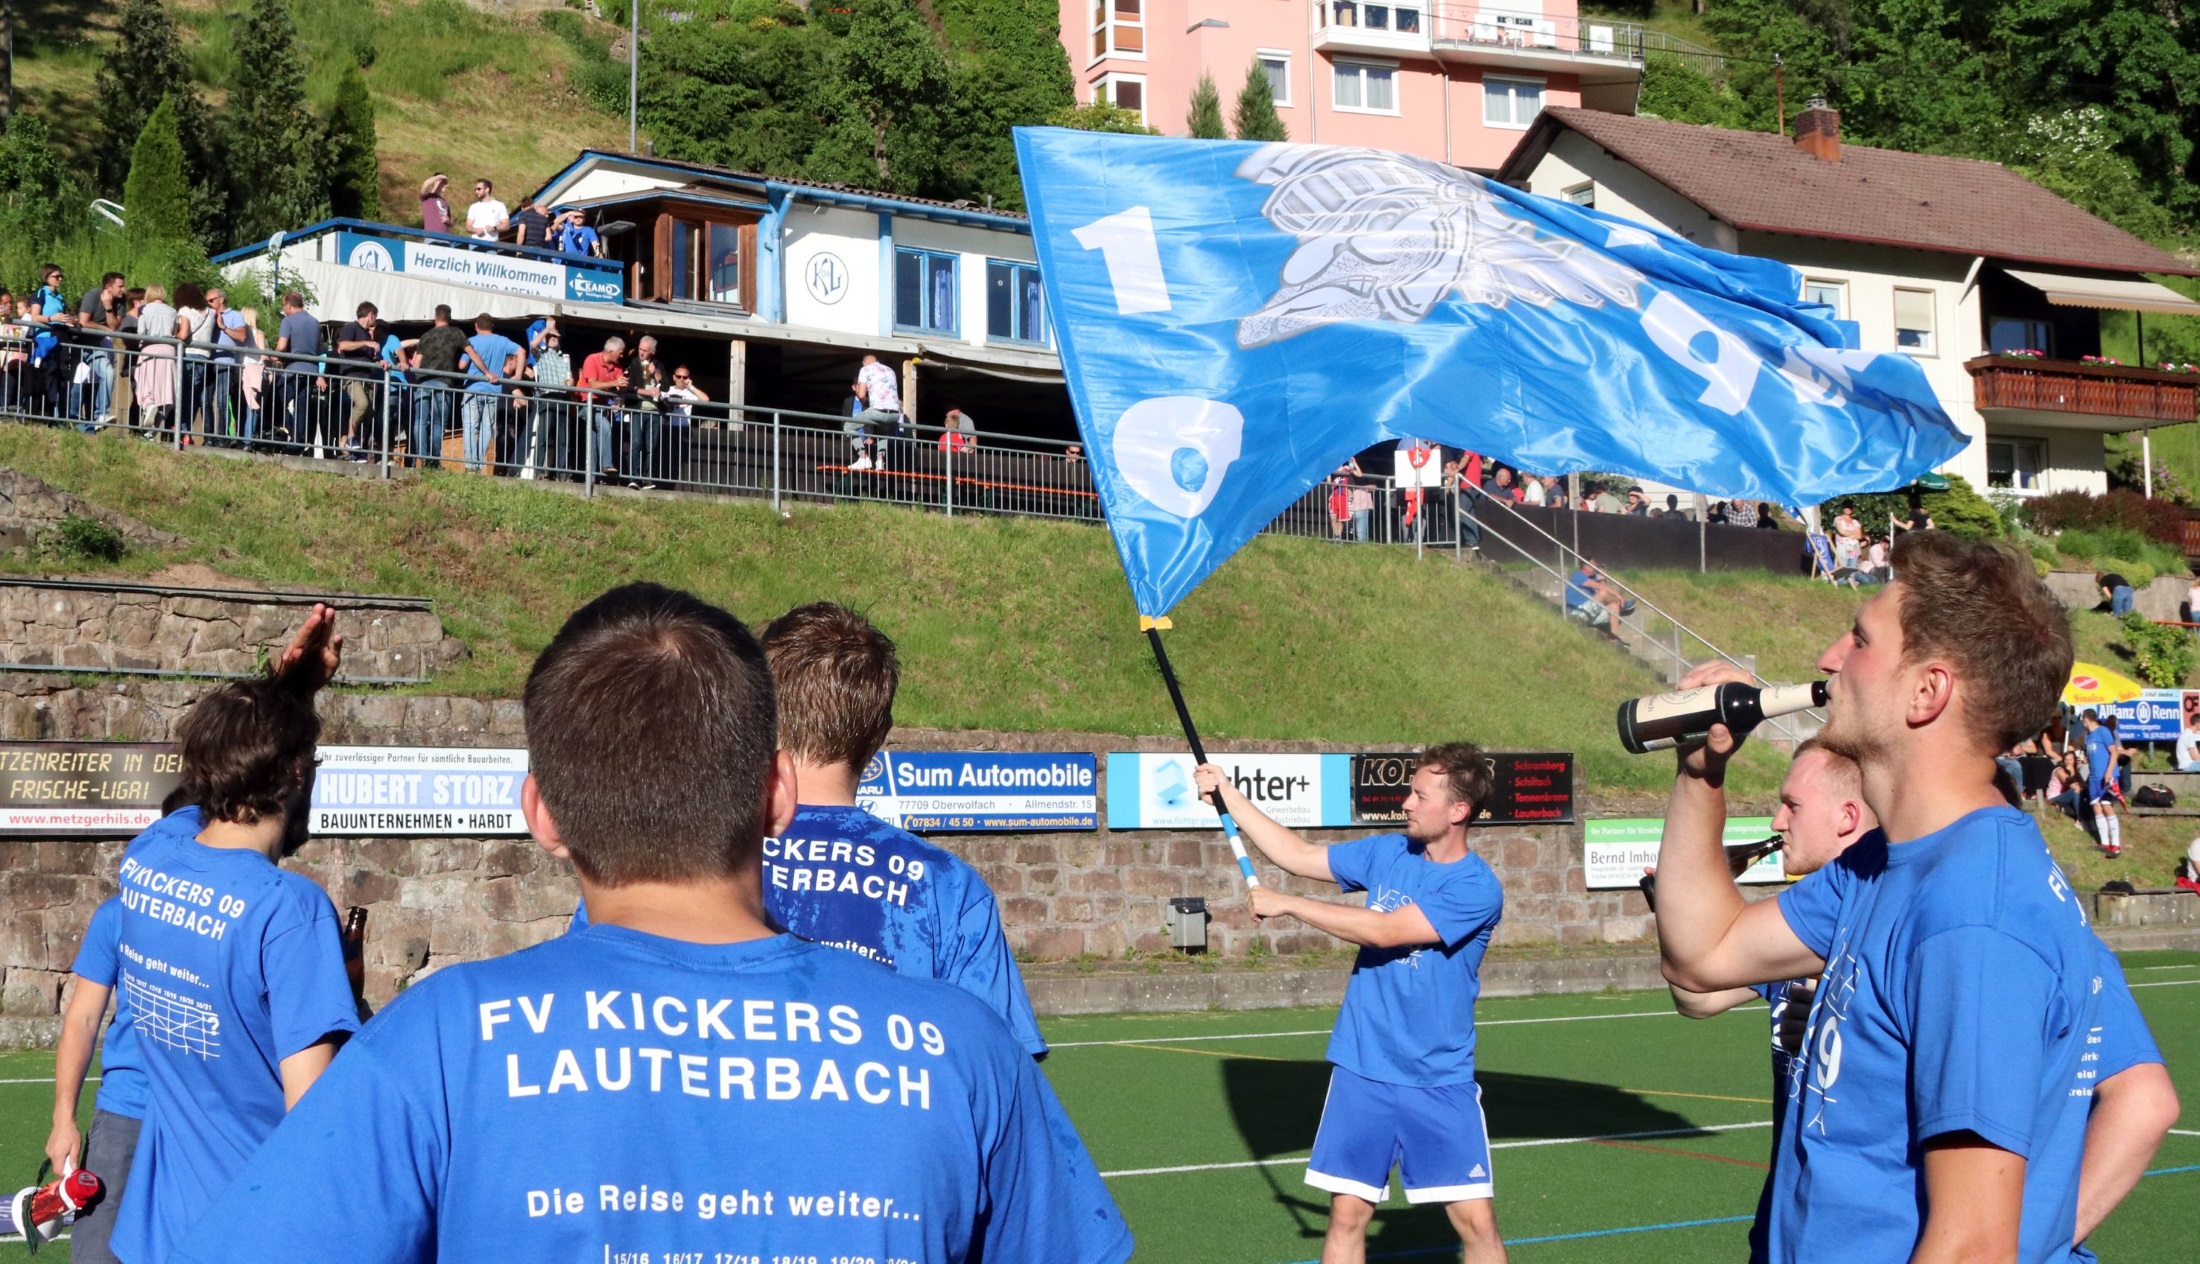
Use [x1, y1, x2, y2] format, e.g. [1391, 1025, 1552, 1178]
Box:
[1015, 128, 1968, 616]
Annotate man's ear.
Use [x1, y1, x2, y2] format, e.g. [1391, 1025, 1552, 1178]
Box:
[522, 775, 571, 861]
[1907, 662, 1957, 730]
[766, 751, 800, 839]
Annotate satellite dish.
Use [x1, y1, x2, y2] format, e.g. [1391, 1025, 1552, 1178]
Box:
[599, 220, 637, 238]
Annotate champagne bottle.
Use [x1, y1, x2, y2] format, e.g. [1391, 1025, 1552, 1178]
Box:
[342, 906, 368, 1001]
[1617, 680, 1828, 754]
[1724, 834, 1783, 876]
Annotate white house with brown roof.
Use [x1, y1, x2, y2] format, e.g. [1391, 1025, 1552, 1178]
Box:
[1498, 103, 2200, 500]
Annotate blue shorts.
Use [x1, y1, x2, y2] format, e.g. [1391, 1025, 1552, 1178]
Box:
[1305, 1065, 1494, 1205]
[2088, 772, 2112, 802]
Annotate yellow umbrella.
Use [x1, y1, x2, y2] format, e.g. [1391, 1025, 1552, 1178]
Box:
[2063, 662, 2145, 706]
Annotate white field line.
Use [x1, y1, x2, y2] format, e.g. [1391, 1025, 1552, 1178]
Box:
[1051, 1008, 1707, 1050]
[2129, 979, 2200, 989]
[1099, 1120, 1774, 1179]
[2168, 1129, 2200, 1138]
[0, 1076, 96, 1085]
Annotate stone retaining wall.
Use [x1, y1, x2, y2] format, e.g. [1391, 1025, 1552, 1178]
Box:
[0, 675, 1682, 1045]
[0, 583, 460, 683]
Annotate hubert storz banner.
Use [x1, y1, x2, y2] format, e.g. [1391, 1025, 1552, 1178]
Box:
[0, 742, 182, 836]
[309, 746, 530, 836]
[1107, 753, 1352, 830]
[857, 751, 1098, 832]
[1351, 752, 1576, 826]
[1583, 817, 1784, 890]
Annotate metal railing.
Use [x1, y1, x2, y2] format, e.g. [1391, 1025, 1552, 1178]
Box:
[1424, 5, 1651, 59]
[1469, 491, 1824, 745]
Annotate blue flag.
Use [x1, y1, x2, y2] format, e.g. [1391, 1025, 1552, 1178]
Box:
[1014, 129, 1968, 616]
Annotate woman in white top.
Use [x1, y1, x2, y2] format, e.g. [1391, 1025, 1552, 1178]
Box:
[172, 282, 216, 441]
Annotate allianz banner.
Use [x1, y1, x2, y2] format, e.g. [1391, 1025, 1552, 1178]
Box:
[338, 231, 625, 305]
[309, 746, 530, 836]
[1107, 753, 1352, 830]
[858, 752, 1098, 833]
[1351, 752, 1576, 826]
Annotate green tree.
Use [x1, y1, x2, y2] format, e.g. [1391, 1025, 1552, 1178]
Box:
[1637, 54, 1750, 129]
[1187, 72, 1226, 139]
[323, 64, 381, 222]
[1232, 62, 1286, 142]
[809, 0, 951, 192]
[93, 0, 224, 241]
[123, 94, 193, 244]
[932, 0, 1074, 208]
[225, 0, 326, 247]
[0, 111, 69, 251]
[1046, 101, 1157, 135]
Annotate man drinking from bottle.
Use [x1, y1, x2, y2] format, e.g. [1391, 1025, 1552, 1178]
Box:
[1194, 746, 1508, 1264]
[1650, 531, 2128, 1264]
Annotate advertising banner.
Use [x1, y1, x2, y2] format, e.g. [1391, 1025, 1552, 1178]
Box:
[1583, 817, 1784, 890]
[1351, 752, 1576, 825]
[1106, 752, 1351, 830]
[2093, 688, 2184, 744]
[0, 742, 182, 836]
[308, 746, 530, 836]
[338, 231, 625, 305]
[857, 751, 1098, 832]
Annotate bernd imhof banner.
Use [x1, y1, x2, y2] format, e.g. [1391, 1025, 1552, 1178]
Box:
[1351, 752, 1576, 826]
[308, 746, 530, 836]
[1583, 817, 1783, 889]
[1107, 753, 1353, 830]
[0, 741, 183, 836]
[858, 752, 1098, 832]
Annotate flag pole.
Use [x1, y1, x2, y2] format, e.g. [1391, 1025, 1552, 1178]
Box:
[1142, 619, 1262, 888]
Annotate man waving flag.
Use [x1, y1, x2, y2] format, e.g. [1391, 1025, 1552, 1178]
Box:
[1014, 129, 1967, 616]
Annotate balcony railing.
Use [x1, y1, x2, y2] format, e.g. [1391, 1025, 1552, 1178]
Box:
[1966, 355, 2199, 425]
[1427, 6, 1649, 61]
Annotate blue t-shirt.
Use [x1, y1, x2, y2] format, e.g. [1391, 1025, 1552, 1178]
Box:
[465, 333, 521, 393]
[1563, 569, 1593, 609]
[1771, 807, 2102, 1264]
[2087, 950, 2161, 1083]
[1323, 834, 1503, 1086]
[559, 224, 600, 256]
[575, 806, 1048, 1058]
[766, 804, 1047, 1057]
[69, 897, 148, 1119]
[2084, 726, 2115, 790]
[170, 927, 1132, 1264]
[1746, 977, 1808, 1264]
[108, 808, 361, 1264]
[33, 287, 65, 358]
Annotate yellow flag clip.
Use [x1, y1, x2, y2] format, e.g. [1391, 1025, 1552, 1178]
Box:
[1139, 616, 1174, 632]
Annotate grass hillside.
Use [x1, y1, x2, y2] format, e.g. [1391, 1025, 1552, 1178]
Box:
[13, 0, 628, 230]
[0, 427, 1792, 794]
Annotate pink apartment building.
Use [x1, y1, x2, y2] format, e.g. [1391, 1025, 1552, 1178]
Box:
[1064, 0, 1648, 170]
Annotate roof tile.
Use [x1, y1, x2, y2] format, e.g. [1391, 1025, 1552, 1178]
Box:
[1523, 108, 2195, 277]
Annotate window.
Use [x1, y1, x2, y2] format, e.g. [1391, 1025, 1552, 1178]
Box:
[1354, 4, 1420, 31]
[657, 214, 752, 309]
[895, 248, 957, 335]
[1258, 51, 1291, 106]
[1893, 287, 1936, 354]
[987, 261, 1046, 345]
[1333, 60, 1398, 113]
[1484, 75, 1544, 127]
[1563, 182, 1595, 208]
[1990, 317, 2051, 357]
[1095, 73, 1145, 120]
[1802, 278, 1847, 318]
[1091, 0, 1143, 59]
[1985, 437, 2045, 492]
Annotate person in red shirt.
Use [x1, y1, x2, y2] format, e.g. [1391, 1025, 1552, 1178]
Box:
[574, 338, 628, 482]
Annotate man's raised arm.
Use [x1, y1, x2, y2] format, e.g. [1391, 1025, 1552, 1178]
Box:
[1653, 662, 1823, 992]
[1192, 764, 1331, 884]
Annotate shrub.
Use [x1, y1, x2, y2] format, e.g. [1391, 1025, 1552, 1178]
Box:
[2122, 611, 2196, 687]
[2022, 488, 2187, 547]
[2053, 526, 2188, 584]
[54, 516, 126, 564]
[1832, 473, 2003, 541]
